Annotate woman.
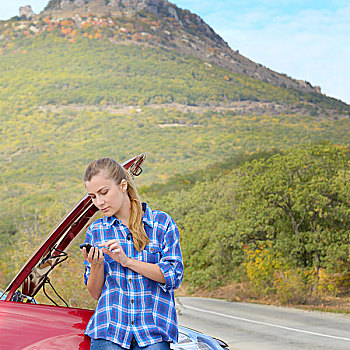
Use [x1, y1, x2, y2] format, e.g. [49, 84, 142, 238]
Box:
[81, 157, 183, 350]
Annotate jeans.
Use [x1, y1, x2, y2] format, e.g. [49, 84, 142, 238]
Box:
[90, 338, 171, 350]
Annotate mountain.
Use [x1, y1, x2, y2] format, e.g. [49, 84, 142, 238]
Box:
[0, 0, 349, 239]
[16, 0, 320, 94]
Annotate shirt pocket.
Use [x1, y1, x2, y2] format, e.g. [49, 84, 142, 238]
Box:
[142, 242, 161, 264]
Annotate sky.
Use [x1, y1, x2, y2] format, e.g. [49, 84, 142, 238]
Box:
[1, 0, 349, 104]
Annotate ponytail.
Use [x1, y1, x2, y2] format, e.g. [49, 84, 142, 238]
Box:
[123, 168, 150, 251]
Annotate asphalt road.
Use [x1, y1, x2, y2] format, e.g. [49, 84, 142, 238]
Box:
[176, 297, 350, 350]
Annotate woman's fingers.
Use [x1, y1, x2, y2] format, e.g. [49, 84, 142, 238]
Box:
[94, 240, 129, 266]
[100, 240, 112, 248]
[101, 246, 130, 267]
[82, 240, 122, 262]
[100, 240, 120, 252]
[101, 239, 119, 247]
[88, 247, 104, 264]
[82, 247, 88, 259]
[101, 247, 120, 256]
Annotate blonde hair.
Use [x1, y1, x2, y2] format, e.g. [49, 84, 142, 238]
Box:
[84, 158, 150, 252]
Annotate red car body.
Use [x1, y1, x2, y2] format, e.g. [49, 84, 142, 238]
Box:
[0, 302, 93, 349]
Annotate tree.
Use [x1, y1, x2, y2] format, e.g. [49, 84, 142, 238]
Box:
[235, 143, 350, 275]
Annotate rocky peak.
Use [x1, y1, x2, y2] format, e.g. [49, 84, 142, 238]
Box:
[19, 5, 35, 20]
[44, 0, 169, 15]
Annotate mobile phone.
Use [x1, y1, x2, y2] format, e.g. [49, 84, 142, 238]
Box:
[79, 243, 93, 254]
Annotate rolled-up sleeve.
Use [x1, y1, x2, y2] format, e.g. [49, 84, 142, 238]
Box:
[157, 217, 183, 292]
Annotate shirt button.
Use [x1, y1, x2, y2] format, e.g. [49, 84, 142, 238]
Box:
[150, 248, 154, 252]
[127, 236, 131, 241]
[129, 278, 132, 282]
[131, 299, 134, 304]
[131, 321, 134, 325]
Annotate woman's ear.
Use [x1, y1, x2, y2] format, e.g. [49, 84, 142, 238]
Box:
[121, 179, 128, 193]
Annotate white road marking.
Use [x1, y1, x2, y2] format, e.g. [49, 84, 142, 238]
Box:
[183, 304, 350, 342]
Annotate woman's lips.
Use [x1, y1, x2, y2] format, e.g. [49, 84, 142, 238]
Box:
[101, 207, 110, 212]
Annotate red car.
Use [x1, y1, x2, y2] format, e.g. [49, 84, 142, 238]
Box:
[0, 154, 228, 350]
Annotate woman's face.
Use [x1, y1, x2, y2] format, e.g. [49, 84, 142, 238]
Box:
[85, 171, 128, 217]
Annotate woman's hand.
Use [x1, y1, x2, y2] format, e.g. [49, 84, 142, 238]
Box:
[82, 246, 105, 300]
[82, 246, 104, 265]
[100, 240, 131, 267]
[100, 240, 165, 284]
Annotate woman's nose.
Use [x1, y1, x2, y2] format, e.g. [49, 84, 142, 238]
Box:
[95, 195, 104, 207]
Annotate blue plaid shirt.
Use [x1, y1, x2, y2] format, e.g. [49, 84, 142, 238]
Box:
[83, 203, 183, 348]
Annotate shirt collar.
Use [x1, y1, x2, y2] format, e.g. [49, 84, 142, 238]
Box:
[102, 214, 119, 227]
[102, 202, 153, 228]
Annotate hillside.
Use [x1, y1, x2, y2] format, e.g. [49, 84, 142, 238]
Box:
[12, 0, 332, 94]
[0, 0, 349, 238]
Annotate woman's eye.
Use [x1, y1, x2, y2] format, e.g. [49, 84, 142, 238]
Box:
[101, 191, 108, 195]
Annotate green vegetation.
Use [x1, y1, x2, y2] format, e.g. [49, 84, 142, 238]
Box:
[2, 105, 349, 239]
[0, 33, 345, 110]
[146, 143, 350, 304]
[0, 13, 349, 307]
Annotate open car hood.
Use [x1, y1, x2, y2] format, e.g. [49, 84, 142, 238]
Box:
[3, 154, 147, 302]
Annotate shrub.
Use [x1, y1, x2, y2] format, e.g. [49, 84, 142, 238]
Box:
[274, 268, 315, 304]
[243, 242, 279, 297]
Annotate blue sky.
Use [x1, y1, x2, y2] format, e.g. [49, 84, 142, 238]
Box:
[1, 0, 349, 104]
